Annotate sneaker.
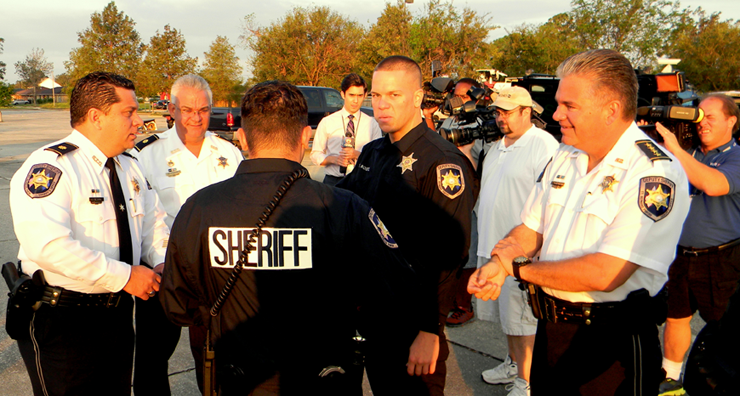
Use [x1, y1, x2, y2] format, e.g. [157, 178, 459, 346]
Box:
[446, 307, 475, 327]
[505, 377, 531, 396]
[658, 378, 686, 396]
[481, 355, 518, 384]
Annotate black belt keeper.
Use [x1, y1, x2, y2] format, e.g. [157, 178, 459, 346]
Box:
[526, 285, 650, 326]
[41, 286, 123, 308]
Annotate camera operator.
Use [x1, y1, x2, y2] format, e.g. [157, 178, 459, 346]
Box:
[476, 86, 558, 395]
[423, 78, 480, 132]
[652, 94, 740, 395]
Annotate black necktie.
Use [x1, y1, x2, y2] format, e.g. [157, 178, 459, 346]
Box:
[105, 158, 133, 265]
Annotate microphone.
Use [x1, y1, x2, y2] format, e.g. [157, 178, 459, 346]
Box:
[340, 133, 355, 175]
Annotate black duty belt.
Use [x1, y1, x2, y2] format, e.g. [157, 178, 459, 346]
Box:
[41, 286, 124, 308]
[528, 285, 644, 326]
[678, 237, 740, 257]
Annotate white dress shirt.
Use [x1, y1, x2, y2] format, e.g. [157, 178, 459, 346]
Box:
[310, 108, 383, 177]
[133, 128, 244, 228]
[10, 130, 170, 294]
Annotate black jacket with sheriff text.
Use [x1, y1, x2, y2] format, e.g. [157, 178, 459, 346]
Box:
[160, 158, 417, 394]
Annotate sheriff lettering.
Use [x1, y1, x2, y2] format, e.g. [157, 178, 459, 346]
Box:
[209, 227, 313, 269]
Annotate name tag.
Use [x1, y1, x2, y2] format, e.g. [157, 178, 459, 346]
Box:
[209, 227, 312, 269]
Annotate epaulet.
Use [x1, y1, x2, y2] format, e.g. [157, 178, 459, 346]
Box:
[44, 142, 78, 156]
[134, 134, 160, 152]
[215, 133, 231, 142]
[537, 157, 553, 183]
[636, 140, 671, 162]
[120, 151, 137, 160]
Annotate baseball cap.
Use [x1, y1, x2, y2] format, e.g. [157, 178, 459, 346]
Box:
[493, 86, 533, 110]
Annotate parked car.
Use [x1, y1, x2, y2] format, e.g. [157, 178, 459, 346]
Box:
[12, 99, 31, 105]
[297, 86, 373, 128]
[153, 100, 169, 110]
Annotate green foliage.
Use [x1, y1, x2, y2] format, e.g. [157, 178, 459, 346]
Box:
[357, 1, 413, 79]
[492, 13, 581, 76]
[409, 0, 496, 81]
[201, 36, 242, 106]
[0, 81, 13, 106]
[138, 24, 198, 97]
[0, 37, 6, 80]
[243, 6, 365, 88]
[15, 48, 52, 87]
[65, 1, 144, 94]
[664, 8, 740, 92]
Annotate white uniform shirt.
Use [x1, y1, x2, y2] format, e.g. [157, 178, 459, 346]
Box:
[9, 130, 169, 294]
[133, 128, 244, 228]
[477, 126, 559, 258]
[310, 108, 382, 177]
[521, 123, 690, 302]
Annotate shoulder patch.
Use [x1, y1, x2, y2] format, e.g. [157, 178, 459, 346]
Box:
[369, 208, 398, 248]
[24, 164, 63, 199]
[636, 140, 671, 162]
[133, 134, 160, 152]
[638, 176, 675, 222]
[44, 142, 78, 156]
[436, 164, 465, 199]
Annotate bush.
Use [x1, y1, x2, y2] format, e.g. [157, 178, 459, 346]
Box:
[0, 82, 12, 107]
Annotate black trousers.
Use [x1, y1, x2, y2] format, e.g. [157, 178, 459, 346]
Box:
[133, 295, 182, 396]
[530, 315, 662, 395]
[322, 174, 344, 187]
[17, 296, 135, 396]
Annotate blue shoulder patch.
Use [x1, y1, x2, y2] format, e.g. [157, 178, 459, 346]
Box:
[24, 163, 63, 199]
[369, 208, 397, 248]
[638, 176, 675, 222]
[436, 164, 465, 199]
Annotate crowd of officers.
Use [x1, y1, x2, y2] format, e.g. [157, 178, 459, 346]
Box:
[6, 48, 740, 396]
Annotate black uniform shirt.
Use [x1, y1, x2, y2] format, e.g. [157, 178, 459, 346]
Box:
[338, 122, 478, 333]
[160, 158, 417, 392]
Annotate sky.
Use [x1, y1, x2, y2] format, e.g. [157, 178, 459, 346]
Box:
[1, 0, 738, 84]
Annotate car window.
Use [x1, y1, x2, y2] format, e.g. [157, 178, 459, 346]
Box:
[302, 89, 322, 110]
[324, 90, 343, 109]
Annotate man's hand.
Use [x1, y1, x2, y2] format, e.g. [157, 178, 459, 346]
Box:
[341, 147, 360, 164]
[407, 331, 440, 376]
[123, 265, 161, 300]
[468, 257, 507, 301]
[654, 122, 682, 154]
[491, 236, 527, 276]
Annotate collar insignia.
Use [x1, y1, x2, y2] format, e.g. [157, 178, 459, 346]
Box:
[397, 153, 418, 174]
[600, 175, 619, 193]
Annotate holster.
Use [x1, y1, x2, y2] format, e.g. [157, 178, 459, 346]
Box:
[521, 281, 543, 320]
[2, 262, 45, 340]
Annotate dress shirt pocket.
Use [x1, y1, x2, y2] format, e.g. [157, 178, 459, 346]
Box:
[580, 196, 618, 226]
[74, 200, 115, 252]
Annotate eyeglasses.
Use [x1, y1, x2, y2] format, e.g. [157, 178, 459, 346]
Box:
[176, 106, 211, 118]
[494, 107, 521, 119]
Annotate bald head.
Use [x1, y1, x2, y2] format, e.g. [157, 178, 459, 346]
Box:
[375, 55, 422, 89]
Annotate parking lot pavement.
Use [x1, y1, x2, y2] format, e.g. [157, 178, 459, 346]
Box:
[0, 109, 706, 395]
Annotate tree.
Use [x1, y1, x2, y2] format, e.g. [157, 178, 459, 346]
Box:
[242, 6, 365, 88]
[0, 82, 12, 107]
[201, 36, 242, 106]
[138, 24, 198, 97]
[0, 37, 6, 81]
[569, 0, 681, 68]
[492, 13, 582, 76]
[65, 1, 144, 92]
[664, 9, 740, 92]
[357, 1, 413, 79]
[15, 48, 53, 104]
[409, 0, 496, 81]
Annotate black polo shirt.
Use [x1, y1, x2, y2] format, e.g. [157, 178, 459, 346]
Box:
[338, 121, 478, 332]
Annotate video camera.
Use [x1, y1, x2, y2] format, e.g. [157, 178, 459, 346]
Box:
[635, 71, 701, 150]
[424, 76, 547, 146]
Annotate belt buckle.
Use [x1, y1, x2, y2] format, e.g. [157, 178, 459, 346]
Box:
[106, 293, 120, 308]
[682, 249, 699, 257]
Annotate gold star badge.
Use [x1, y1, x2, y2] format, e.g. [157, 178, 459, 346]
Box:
[28, 170, 52, 190]
[601, 175, 619, 193]
[441, 170, 461, 190]
[218, 156, 228, 169]
[645, 185, 670, 210]
[131, 178, 141, 195]
[397, 153, 417, 174]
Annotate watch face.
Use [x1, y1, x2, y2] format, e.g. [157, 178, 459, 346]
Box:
[514, 256, 531, 265]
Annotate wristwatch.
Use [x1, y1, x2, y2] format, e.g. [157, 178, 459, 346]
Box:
[513, 256, 531, 282]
